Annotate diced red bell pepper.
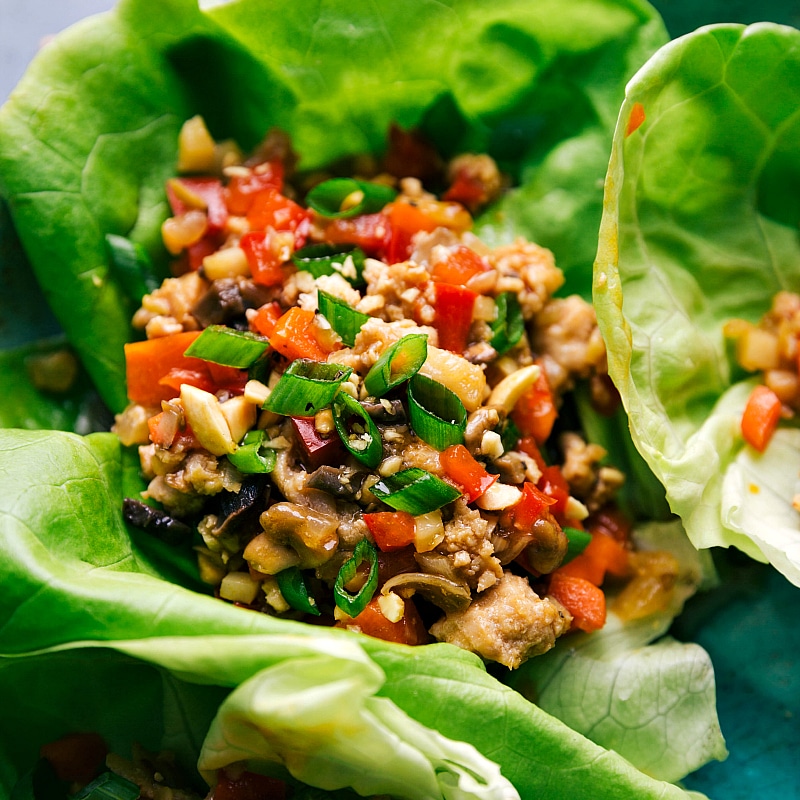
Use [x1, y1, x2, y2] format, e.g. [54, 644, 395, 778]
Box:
[185, 234, 220, 271]
[246, 188, 310, 245]
[205, 361, 249, 394]
[588, 504, 633, 544]
[224, 161, 285, 215]
[432, 282, 477, 353]
[508, 481, 556, 531]
[511, 363, 557, 445]
[439, 444, 498, 502]
[335, 596, 429, 645]
[548, 572, 606, 633]
[240, 230, 288, 287]
[290, 416, 345, 471]
[322, 212, 389, 258]
[537, 464, 570, 518]
[124, 331, 203, 406]
[442, 172, 487, 209]
[363, 511, 416, 552]
[383, 200, 445, 264]
[626, 102, 646, 137]
[213, 768, 288, 800]
[167, 177, 228, 233]
[741, 384, 782, 452]
[516, 435, 548, 472]
[158, 367, 215, 396]
[430, 245, 490, 286]
[249, 302, 284, 338]
[40, 732, 108, 785]
[269, 307, 332, 362]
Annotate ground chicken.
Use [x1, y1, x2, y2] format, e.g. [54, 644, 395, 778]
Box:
[132, 271, 209, 335]
[359, 257, 434, 322]
[429, 571, 572, 668]
[488, 239, 564, 320]
[437, 498, 503, 592]
[531, 295, 607, 397]
[330, 317, 437, 375]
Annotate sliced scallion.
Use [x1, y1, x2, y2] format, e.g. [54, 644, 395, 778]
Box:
[71, 772, 140, 800]
[334, 538, 379, 617]
[318, 290, 370, 348]
[407, 373, 467, 450]
[490, 292, 524, 356]
[276, 566, 321, 616]
[184, 325, 269, 368]
[227, 429, 276, 474]
[332, 391, 383, 469]
[292, 243, 366, 287]
[363, 334, 427, 398]
[264, 359, 352, 417]
[499, 417, 521, 454]
[105, 233, 162, 301]
[562, 527, 593, 565]
[371, 468, 461, 515]
[306, 178, 397, 219]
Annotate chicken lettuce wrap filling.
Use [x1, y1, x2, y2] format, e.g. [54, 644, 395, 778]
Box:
[115, 117, 684, 669]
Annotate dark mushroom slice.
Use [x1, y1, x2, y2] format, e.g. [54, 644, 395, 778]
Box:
[122, 498, 193, 546]
[192, 276, 275, 328]
[244, 501, 340, 574]
[381, 571, 472, 614]
[360, 398, 406, 423]
[305, 465, 367, 501]
[213, 474, 271, 537]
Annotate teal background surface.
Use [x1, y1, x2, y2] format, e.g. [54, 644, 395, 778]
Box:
[1, 2, 799, 799]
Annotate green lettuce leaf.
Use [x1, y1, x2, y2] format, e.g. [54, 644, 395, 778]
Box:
[594, 22, 800, 587]
[0, 428, 709, 799]
[0, 0, 668, 412]
[508, 522, 725, 783]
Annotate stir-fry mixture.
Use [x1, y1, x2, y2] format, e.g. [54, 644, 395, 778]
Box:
[725, 292, 800, 498]
[115, 116, 672, 668]
[28, 731, 288, 800]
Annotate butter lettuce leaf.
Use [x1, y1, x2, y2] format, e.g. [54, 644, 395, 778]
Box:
[593, 22, 800, 587]
[0, 428, 707, 799]
[509, 522, 725, 783]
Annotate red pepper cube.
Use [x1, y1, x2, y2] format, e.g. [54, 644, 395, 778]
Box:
[290, 416, 345, 471]
[363, 511, 416, 552]
[432, 282, 477, 353]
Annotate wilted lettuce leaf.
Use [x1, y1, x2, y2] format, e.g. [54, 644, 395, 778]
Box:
[0, 0, 669, 413]
[0, 428, 708, 799]
[593, 22, 800, 587]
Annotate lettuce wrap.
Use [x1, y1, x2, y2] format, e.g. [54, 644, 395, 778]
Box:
[593, 21, 800, 588]
[0, 0, 727, 797]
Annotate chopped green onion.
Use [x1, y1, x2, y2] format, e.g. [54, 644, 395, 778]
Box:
[184, 325, 269, 368]
[332, 391, 383, 469]
[71, 772, 139, 800]
[277, 566, 321, 616]
[363, 334, 427, 398]
[371, 468, 461, 515]
[407, 373, 467, 450]
[490, 292, 524, 356]
[317, 290, 370, 347]
[227, 429, 276, 474]
[105, 233, 161, 301]
[562, 527, 593, 565]
[306, 178, 397, 219]
[264, 359, 352, 417]
[334, 538, 379, 617]
[499, 417, 521, 454]
[292, 243, 366, 287]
